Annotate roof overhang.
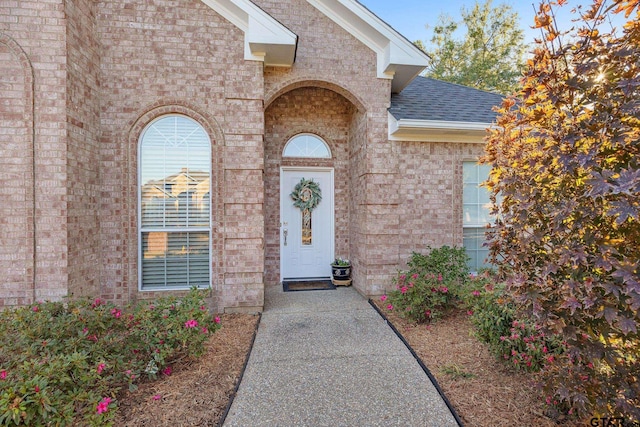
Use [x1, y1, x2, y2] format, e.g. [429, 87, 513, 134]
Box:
[200, 0, 298, 67]
[388, 113, 494, 143]
[306, 0, 429, 93]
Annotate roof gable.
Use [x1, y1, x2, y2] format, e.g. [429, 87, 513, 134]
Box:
[203, 0, 429, 90]
[306, 0, 429, 92]
[200, 0, 298, 66]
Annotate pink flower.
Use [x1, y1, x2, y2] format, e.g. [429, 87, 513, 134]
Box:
[472, 290, 481, 297]
[380, 295, 387, 302]
[201, 327, 208, 334]
[386, 304, 393, 311]
[153, 394, 162, 401]
[92, 298, 103, 308]
[97, 363, 106, 374]
[111, 308, 121, 318]
[214, 316, 221, 324]
[399, 274, 406, 281]
[439, 286, 448, 293]
[200, 305, 207, 311]
[0, 370, 6, 380]
[411, 274, 418, 280]
[32, 305, 39, 312]
[82, 327, 88, 334]
[425, 310, 432, 318]
[400, 286, 408, 294]
[408, 282, 414, 287]
[467, 310, 473, 316]
[96, 397, 112, 414]
[162, 366, 172, 376]
[437, 274, 443, 282]
[35, 385, 40, 393]
[184, 319, 199, 328]
[546, 355, 555, 363]
[542, 346, 548, 354]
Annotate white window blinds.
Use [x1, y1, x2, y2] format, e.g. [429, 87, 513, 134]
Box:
[462, 162, 493, 272]
[139, 115, 211, 290]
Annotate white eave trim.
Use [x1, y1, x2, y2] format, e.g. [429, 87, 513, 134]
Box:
[200, 0, 297, 67]
[306, 0, 429, 92]
[388, 113, 494, 143]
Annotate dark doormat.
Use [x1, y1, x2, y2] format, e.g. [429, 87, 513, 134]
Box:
[282, 279, 336, 292]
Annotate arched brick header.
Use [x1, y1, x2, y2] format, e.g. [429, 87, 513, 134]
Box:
[0, 33, 35, 306]
[125, 101, 225, 301]
[264, 77, 368, 113]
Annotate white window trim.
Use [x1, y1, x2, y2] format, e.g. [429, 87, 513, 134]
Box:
[463, 161, 494, 272]
[137, 114, 213, 292]
[283, 133, 332, 159]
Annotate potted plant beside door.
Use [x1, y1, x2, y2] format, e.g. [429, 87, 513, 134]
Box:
[331, 257, 351, 286]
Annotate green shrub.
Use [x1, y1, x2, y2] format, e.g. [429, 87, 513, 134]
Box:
[406, 245, 470, 286]
[383, 246, 469, 322]
[460, 275, 564, 373]
[0, 288, 220, 426]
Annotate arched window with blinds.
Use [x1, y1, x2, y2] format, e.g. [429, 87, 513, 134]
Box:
[138, 115, 211, 290]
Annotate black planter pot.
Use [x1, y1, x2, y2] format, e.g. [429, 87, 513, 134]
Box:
[331, 264, 351, 281]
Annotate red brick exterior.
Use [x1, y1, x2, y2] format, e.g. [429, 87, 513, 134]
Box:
[0, 0, 487, 311]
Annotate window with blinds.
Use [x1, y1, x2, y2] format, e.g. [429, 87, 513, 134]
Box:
[462, 161, 494, 272]
[138, 115, 211, 290]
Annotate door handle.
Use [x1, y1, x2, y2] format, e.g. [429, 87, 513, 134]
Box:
[283, 229, 288, 246]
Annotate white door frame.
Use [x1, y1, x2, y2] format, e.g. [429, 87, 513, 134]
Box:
[279, 166, 335, 281]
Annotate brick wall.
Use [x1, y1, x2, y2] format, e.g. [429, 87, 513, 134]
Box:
[1, 0, 488, 310]
[66, 0, 101, 299]
[0, 1, 69, 306]
[96, 0, 264, 311]
[0, 34, 34, 307]
[382, 139, 486, 293]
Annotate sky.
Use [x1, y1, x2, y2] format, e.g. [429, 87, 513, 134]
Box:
[357, 0, 628, 50]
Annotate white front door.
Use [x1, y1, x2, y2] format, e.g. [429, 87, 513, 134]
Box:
[280, 168, 334, 280]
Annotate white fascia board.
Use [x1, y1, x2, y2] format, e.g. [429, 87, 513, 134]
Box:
[306, 0, 428, 92]
[388, 112, 493, 143]
[200, 0, 297, 67]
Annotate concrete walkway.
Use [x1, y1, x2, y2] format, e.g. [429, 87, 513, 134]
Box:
[223, 286, 459, 427]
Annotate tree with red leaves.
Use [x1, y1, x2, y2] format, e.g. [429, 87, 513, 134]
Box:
[484, 0, 639, 421]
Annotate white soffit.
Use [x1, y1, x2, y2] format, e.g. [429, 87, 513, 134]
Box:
[306, 0, 429, 92]
[200, 0, 297, 67]
[388, 113, 493, 143]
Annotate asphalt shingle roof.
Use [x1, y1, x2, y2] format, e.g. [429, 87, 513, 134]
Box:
[389, 76, 504, 124]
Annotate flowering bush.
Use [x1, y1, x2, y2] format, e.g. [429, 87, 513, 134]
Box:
[384, 273, 455, 322]
[459, 274, 564, 373]
[0, 288, 220, 426]
[383, 247, 469, 323]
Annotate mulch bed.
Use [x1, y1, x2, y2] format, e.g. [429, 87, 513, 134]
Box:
[115, 313, 260, 427]
[373, 301, 574, 427]
[116, 305, 583, 427]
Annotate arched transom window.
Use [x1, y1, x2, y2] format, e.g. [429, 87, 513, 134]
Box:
[283, 134, 331, 158]
[138, 115, 211, 290]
